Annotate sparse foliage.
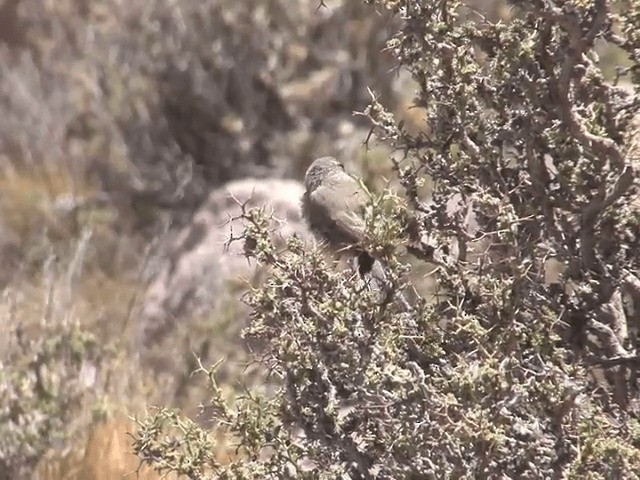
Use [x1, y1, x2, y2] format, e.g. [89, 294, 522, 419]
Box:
[0, 291, 99, 479]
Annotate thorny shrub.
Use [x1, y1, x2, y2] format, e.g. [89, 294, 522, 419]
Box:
[133, 0, 640, 478]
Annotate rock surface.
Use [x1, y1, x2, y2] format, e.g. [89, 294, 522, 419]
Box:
[138, 177, 311, 350]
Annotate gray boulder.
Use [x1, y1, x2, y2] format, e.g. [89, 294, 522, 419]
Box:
[138, 177, 310, 350]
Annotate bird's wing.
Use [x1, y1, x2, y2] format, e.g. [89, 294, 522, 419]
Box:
[310, 181, 367, 246]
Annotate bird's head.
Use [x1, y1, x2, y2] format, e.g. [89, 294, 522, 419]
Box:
[304, 156, 345, 192]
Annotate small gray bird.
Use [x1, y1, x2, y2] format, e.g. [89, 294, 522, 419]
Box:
[301, 156, 375, 275]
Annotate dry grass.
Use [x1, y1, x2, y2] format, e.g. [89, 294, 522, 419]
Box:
[0, 165, 97, 239]
[35, 418, 172, 480]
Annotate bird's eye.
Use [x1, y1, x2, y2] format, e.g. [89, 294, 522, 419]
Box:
[338, 163, 345, 170]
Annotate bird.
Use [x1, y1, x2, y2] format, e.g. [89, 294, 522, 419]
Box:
[301, 156, 375, 276]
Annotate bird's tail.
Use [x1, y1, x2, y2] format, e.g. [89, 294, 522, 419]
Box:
[358, 254, 412, 311]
